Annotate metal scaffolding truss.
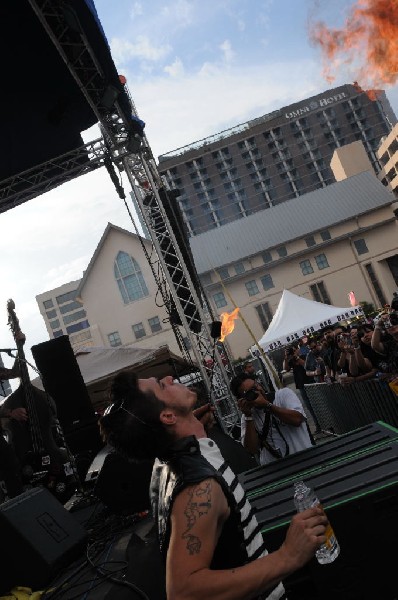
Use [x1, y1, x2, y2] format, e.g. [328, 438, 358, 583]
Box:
[16, 0, 240, 432]
[0, 138, 107, 213]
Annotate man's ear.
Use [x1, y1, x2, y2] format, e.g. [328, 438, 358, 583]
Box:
[160, 408, 177, 426]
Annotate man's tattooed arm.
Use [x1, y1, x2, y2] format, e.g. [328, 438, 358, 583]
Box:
[182, 480, 212, 555]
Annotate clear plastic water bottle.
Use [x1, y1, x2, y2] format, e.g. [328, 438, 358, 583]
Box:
[293, 480, 340, 564]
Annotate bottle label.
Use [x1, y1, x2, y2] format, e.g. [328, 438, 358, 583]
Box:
[318, 504, 338, 552]
[323, 523, 338, 551]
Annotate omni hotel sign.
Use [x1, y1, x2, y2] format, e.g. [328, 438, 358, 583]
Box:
[285, 91, 347, 120]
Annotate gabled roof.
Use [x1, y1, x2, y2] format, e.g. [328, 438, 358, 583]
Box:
[190, 171, 394, 273]
[77, 223, 152, 296]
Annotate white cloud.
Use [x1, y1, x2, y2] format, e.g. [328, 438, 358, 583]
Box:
[110, 35, 171, 64]
[126, 58, 327, 157]
[161, 0, 195, 28]
[130, 2, 143, 19]
[220, 40, 235, 64]
[164, 57, 185, 77]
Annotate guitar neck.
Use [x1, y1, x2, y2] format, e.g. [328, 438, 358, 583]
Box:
[15, 340, 30, 388]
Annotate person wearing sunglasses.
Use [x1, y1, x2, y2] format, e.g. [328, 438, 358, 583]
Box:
[100, 370, 326, 600]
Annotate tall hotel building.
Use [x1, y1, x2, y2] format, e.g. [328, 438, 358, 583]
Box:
[159, 83, 396, 236]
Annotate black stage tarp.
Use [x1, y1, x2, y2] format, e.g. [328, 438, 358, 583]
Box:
[0, 0, 133, 207]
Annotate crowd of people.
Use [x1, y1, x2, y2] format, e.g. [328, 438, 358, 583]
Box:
[282, 310, 398, 394]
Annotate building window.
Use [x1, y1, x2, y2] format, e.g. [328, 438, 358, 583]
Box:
[200, 273, 212, 286]
[245, 280, 259, 296]
[320, 229, 331, 241]
[262, 251, 273, 263]
[364, 263, 387, 306]
[53, 330, 64, 338]
[213, 292, 227, 308]
[62, 309, 87, 325]
[261, 274, 274, 291]
[300, 260, 314, 275]
[56, 290, 78, 305]
[255, 302, 273, 330]
[217, 267, 230, 279]
[66, 320, 90, 334]
[305, 236, 316, 247]
[59, 300, 83, 314]
[354, 238, 369, 255]
[49, 319, 60, 330]
[132, 322, 146, 339]
[276, 246, 287, 258]
[148, 316, 162, 333]
[310, 282, 331, 304]
[43, 299, 54, 309]
[114, 251, 149, 304]
[108, 332, 122, 347]
[46, 309, 57, 319]
[315, 253, 329, 270]
[234, 262, 245, 275]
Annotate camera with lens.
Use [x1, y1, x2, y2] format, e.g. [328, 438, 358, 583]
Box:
[242, 388, 259, 402]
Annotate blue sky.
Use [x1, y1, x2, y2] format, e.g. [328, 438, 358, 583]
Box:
[1, 0, 398, 377]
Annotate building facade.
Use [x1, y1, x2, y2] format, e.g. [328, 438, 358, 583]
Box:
[159, 83, 396, 237]
[36, 174, 398, 361]
[36, 225, 185, 355]
[190, 172, 398, 358]
[36, 279, 92, 351]
[377, 123, 398, 197]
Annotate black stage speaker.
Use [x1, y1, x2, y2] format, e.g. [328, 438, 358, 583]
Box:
[241, 424, 398, 600]
[0, 487, 86, 594]
[32, 335, 95, 430]
[94, 452, 154, 515]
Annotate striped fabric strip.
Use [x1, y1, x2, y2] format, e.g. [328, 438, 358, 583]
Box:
[199, 439, 286, 600]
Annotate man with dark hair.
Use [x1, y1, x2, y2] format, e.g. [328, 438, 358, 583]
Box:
[230, 374, 313, 465]
[100, 371, 326, 600]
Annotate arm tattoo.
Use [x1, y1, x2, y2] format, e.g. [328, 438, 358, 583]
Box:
[182, 480, 212, 555]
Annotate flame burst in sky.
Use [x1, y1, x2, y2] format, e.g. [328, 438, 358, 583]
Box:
[310, 0, 398, 87]
[219, 308, 240, 342]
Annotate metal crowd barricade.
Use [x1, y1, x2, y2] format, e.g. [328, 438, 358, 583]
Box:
[305, 380, 398, 434]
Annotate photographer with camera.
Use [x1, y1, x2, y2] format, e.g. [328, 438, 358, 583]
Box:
[230, 374, 313, 465]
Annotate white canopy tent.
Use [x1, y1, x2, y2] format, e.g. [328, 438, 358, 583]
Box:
[258, 290, 364, 352]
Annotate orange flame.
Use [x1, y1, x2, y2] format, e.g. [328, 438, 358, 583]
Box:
[309, 0, 398, 88]
[219, 308, 240, 342]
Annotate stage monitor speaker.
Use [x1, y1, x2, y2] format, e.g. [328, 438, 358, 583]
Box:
[0, 487, 86, 594]
[94, 452, 154, 515]
[243, 435, 398, 600]
[32, 335, 95, 430]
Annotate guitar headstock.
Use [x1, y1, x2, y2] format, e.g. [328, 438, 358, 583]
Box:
[7, 298, 20, 337]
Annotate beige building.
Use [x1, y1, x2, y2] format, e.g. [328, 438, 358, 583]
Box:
[36, 279, 93, 351]
[191, 171, 398, 358]
[37, 173, 398, 361]
[36, 225, 184, 355]
[330, 141, 374, 182]
[377, 123, 398, 196]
